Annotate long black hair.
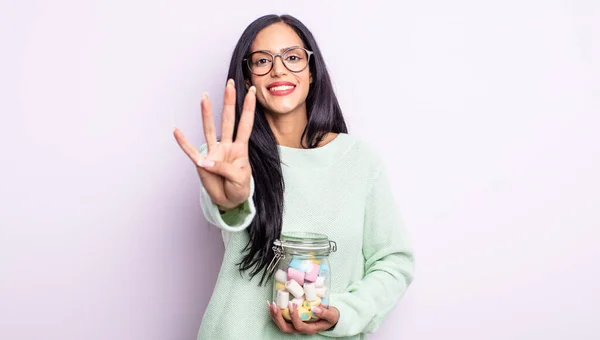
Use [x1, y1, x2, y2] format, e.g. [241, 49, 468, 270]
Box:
[226, 14, 348, 285]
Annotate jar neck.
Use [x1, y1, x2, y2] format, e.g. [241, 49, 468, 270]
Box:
[274, 239, 336, 254]
[282, 248, 331, 257]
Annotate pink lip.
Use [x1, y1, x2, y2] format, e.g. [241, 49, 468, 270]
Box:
[267, 81, 296, 96]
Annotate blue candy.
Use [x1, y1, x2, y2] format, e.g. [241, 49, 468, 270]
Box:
[319, 263, 329, 277]
[289, 258, 305, 271]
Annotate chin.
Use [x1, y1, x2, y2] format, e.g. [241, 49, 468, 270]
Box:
[264, 101, 301, 115]
[267, 107, 296, 116]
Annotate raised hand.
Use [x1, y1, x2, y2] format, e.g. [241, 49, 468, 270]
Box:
[173, 79, 256, 210]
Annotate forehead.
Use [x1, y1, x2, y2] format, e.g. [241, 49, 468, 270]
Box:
[250, 22, 305, 53]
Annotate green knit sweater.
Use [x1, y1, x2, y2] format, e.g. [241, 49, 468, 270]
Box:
[197, 133, 414, 339]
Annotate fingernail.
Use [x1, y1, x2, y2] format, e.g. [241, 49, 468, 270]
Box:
[249, 86, 256, 93]
[272, 302, 278, 310]
[312, 306, 322, 314]
[172, 126, 177, 132]
[202, 92, 208, 101]
[227, 79, 234, 88]
[266, 300, 272, 311]
[198, 160, 214, 167]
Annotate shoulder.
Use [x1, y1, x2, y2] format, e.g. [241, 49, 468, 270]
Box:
[335, 133, 388, 186]
[339, 133, 385, 167]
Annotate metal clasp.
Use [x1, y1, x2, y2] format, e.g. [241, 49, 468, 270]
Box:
[267, 240, 285, 273]
[329, 240, 337, 252]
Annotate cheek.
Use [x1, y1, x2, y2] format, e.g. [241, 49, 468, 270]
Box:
[295, 82, 310, 102]
[297, 73, 311, 95]
[299, 82, 310, 96]
[256, 92, 268, 107]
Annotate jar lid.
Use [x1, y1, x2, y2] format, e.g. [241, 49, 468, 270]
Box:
[275, 232, 337, 252]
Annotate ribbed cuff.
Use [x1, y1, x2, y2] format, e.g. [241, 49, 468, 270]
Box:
[199, 175, 256, 232]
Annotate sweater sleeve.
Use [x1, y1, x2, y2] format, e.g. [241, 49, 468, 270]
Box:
[320, 164, 415, 337]
[198, 143, 256, 232]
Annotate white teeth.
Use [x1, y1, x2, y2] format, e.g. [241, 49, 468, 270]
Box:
[269, 85, 294, 91]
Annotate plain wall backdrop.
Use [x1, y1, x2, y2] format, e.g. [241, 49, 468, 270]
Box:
[1, 0, 599, 339]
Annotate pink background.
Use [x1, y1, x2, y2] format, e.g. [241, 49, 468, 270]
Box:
[2, 0, 599, 339]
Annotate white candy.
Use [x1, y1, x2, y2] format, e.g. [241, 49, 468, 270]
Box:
[316, 287, 328, 297]
[275, 269, 288, 283]
[304, 283, 317, 301]
[285, 280, 304, 298]
[315, 276, 325, 288]
[291, 297, 304, 307]
[276, 290, 290, 309]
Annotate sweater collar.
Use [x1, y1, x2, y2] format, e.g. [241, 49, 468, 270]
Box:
[277, 133, 353, 168]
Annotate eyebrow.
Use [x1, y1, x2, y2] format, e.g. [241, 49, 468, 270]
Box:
[250, 46, 301, 54]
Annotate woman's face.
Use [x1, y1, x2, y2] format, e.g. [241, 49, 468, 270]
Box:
[247, 22, 312, 117]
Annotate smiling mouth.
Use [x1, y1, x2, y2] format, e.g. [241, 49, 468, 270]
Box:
[268, 85, 296, 96]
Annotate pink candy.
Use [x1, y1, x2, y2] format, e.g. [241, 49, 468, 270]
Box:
[287, 267, 305, 284]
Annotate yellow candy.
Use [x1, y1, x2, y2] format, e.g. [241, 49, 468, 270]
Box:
[297, 307, 311, 321]
[312, 259, 321, 264]
[275, 282, 286, 291]
[302, 300, 311, 309]
[281, 308, 291, 321]
[308, 299, 321, 308]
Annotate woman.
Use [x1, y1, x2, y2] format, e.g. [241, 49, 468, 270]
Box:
[173, 14, 414, 339]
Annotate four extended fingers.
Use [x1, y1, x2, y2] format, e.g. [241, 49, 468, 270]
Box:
[174, 79, 256, 174]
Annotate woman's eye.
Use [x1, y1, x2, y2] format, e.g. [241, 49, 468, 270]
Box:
[255, 58, 270, 65]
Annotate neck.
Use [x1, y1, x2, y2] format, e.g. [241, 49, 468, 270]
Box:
[265, 103, 308, 148]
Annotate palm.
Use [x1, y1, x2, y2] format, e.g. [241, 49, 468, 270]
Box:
[199, 140, 250, 208]
[174, 79, 256, 210]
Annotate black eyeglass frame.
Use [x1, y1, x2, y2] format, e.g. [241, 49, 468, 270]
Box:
[243, 47, 314, 76]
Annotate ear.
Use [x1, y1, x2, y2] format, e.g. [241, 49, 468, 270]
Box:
[245, 79, 251, 90]
[309, 72, 313, 85]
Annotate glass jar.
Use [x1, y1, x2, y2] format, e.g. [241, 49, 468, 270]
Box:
[268, 232, 337, 322]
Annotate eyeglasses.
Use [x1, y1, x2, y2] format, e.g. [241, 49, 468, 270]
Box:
[244, 47, 313, 76]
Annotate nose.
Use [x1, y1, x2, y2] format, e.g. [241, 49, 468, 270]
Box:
[270, 55, 288, 76]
